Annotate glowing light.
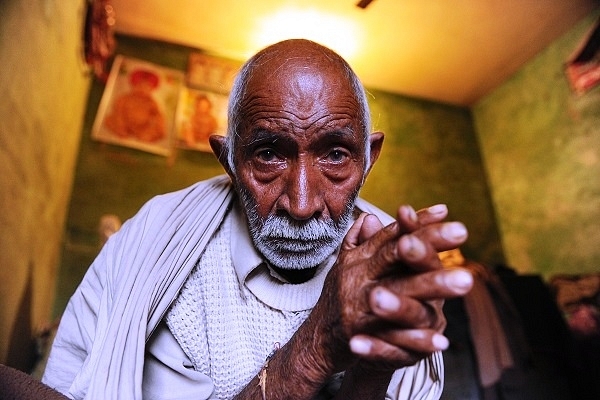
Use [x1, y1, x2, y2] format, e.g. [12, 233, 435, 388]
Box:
[252, 8, 360, 61]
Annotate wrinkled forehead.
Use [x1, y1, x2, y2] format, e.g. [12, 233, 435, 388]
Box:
[239, 58, 360, 132]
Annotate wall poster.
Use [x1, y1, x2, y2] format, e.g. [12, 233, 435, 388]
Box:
[174, 87, 229, 152]
[175, 53, 241, 152]
[565, 18, 600, 95]
[92, 55, 184, 156]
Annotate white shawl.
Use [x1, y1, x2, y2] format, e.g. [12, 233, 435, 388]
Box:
[43, 175, 234, 399]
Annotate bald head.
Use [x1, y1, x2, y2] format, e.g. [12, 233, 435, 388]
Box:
[238, 39, 353, 83]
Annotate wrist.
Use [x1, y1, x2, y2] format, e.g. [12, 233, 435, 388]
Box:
[268, 313, 343, 397]
[282, 327, 335, 386]
[334, 362, 394, 399]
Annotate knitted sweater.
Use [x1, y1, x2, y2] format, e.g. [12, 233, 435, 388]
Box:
[167, 207, 314, 398]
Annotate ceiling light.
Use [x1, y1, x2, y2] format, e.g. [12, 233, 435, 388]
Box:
[252, 8, 360, 62]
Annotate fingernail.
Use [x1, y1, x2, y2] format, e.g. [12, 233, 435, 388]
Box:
[444, 269, 473, 292]
[432, 334, 449, 350]
[428, 204, 447, 215]
[350, 337, 371, 355]
[406, 205, 418, 223]
[375, 288, 400, 312]
[441, 222, 468, 241]
[402, 234, 426, 260]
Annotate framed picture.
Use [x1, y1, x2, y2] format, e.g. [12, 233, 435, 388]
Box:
[565, 18, 600, 95]
[186, 52, 241, 93]
[175, 87, 229, 152]
[92, 55, 184, 156]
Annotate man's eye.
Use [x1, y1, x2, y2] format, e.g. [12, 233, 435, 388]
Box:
[256, 149, 279, 162]
[327, 149, 348, 163]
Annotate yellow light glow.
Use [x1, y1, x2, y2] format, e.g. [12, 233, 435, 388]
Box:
[252, 8, 360, 62]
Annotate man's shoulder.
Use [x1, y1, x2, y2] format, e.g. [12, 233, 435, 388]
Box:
[145, 174, 233, 209]
[126, 174, 233, 228]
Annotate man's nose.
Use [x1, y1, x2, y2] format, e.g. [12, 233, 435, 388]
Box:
[281, 161, 324, 221]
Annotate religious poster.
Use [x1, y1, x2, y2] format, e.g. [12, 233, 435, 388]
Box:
[174, 87, 229, 152]
[92, 55, 184, 156]
[565, 18, 600, 95]
[186, 52, 241, 93]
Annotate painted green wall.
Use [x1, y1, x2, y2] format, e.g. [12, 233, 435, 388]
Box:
[473, 11, 600, 277]
[56, 35, 503, 315]
[361, 91, 503, 264]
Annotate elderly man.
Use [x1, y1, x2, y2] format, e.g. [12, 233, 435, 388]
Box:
[42, 39, 473, 399]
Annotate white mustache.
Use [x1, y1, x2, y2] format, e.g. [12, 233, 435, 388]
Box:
[260, 215, 338, 243]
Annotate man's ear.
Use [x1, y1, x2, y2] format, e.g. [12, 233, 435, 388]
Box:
[209, 135, 235, 179]
[366, 131, 384, 176]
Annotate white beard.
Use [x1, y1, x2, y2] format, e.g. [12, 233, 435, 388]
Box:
[237, 183, 357, 270]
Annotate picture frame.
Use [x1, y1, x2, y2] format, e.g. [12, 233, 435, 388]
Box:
[92, 55, 184, 156]
[565, 18, 600, 95]
[174, 86, 229, 152]
[186, 52, 241, 93]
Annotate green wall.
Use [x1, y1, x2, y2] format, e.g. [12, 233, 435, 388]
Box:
[473, 11, 600, 277]
[56, 35, 503, 315]
[361, 91, 502, 264]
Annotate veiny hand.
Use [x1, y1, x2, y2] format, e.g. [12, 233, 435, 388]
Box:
[309, 204, 473, 373]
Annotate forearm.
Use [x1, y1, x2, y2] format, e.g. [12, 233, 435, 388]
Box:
[234, 356, 394, 400]
[236, 334, 333, 400]
[234, 318, 335, 400]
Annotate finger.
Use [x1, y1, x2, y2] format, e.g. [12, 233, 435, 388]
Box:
[369, 287, 444, 329]
[366, 270, 472, 331]
[374, 269, 473, 307]
[396, 234, 441, 270]
[395, 204, 448, 232]
[395, 205, 419, 233]
[342, 213, 392, 254]
[345, 220, 401, 265]
[376, 330, 449, 353]
[354, 204, 451, 254]
[359, 224, 433, 278]
[394, 222, 468, 271]
[415, 204, 449, 225]
[410, 221, 469, 252]
[349, 330, 448, 363]
[348, 284, 447, 337]
[366, 220, 468, 278]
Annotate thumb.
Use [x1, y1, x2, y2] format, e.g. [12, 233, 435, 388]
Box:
[342, 213, 368, 250]
[359, 214, 385, 243]
[342, 213, 385, 250]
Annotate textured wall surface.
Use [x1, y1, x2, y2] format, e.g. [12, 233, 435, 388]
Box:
[0, 0, 90, 366]
[361, 91, 503, 264]
[473, 11, 600, 277]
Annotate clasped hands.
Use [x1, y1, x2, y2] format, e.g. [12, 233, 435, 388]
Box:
[312, 203, 473, 374]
